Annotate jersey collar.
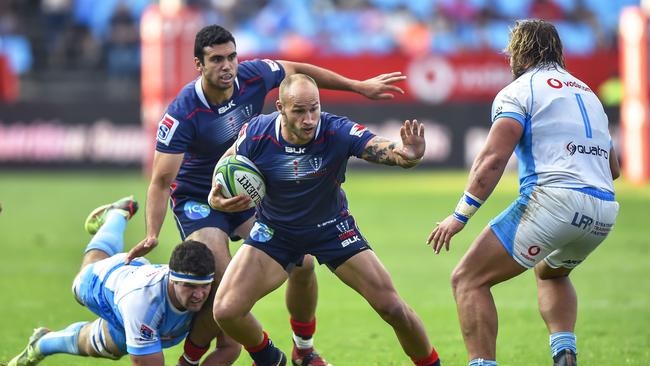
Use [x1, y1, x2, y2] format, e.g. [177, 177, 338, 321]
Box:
[274, 113, 322, 144]
[194, 76, 240, 109]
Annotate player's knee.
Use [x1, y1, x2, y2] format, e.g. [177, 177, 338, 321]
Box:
[213, 296, 249, 325]
[450, 265, 472, 297]
[215, 332, 243, 361]
[289, 263, 316, 286]
[372, 295, 410, 326]
[189, 308, 220, 342]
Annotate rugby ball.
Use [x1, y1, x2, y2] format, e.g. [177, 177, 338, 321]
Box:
[213, 155, 265, 208]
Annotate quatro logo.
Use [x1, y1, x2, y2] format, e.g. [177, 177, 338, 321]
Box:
[547, 78, 563, 89]
[528, 245, 541, 256]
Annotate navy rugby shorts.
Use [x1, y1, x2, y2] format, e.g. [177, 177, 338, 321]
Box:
[170, 194, 255, 241]
[244, 214, 372, 272]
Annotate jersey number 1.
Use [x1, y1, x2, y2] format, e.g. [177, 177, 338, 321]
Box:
[574, 93, 592, 138]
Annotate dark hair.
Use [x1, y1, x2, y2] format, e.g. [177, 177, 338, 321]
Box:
[169, 240, 215, 276]
[505, 19, 565, 78]
[194, 25, 236, 64]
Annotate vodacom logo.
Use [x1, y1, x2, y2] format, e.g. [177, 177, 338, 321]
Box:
[407, 57, 455, 103]
[547, 78, 563, 88]
[528, 245, 541, 256]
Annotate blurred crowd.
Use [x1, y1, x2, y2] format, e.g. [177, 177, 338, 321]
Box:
[0, 0, 639, 78]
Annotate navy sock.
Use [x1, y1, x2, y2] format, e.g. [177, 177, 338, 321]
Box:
[247, 332, 282, 366]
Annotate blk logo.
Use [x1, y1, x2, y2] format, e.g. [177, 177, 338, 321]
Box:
[285, 146, 306, 154]
[341, 235, 360, 247]
[218, 100, 236, 114]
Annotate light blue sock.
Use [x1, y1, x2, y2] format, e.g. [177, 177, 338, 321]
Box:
[84, 211, 127, 256]
[550, 331, 577, 357]
[37, 321, 87, 355]
[469, 359, 497, 366]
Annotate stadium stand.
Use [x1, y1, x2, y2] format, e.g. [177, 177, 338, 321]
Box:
[0, 0, 638, 102]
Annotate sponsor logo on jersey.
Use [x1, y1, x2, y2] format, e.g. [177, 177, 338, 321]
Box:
[349, 123, 367, 137]
[139, 324, 155, 341]
[317, 218, 337, 228]
[184, 201, 210, 220]
[566, 141, 608, 159]
[547, 78, 563, 89]
[528, 245, 541, 256]
[250, 222, 274, 242]
[338, 229, 357, 241]
[336, 220, 351, 233]
[309, 157, 323, 171]
[518, 246, 542, 262]
[157, 114, 179, 146]
[218, 100, 236, 114]
[547, 78, 593, 92]
[261, 59, 280, 72]
[571, 212, 594, 230]
[494, 105, 503, 117]
[341, 235, 361, 247]
[285, 146, 306, 154]
[562, 259, 583, 266]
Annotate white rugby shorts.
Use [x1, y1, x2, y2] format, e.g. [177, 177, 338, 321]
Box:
[490, 186, 619, 269]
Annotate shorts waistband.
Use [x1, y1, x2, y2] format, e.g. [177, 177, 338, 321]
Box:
[568, 187, 615, 201]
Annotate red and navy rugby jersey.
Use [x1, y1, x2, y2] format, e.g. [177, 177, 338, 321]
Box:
[156, 59, 285, 197]
[235, 111, 375, 228]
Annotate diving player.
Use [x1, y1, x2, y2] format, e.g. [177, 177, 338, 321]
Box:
[8, 197, 216, 366]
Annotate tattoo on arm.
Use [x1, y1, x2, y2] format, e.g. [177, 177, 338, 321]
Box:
[361, 137, 399, 166]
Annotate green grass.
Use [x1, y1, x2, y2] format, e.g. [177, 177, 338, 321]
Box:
[1, 170, 649, 365]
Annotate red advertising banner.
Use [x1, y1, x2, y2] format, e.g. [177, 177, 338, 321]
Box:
[263, 52, 618, 104]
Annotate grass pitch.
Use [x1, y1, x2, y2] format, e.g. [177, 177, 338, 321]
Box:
[0, 170, 648, 365]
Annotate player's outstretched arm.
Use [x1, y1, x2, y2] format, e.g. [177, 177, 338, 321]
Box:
[126, 151, 183, 263]
[279, 61, 406, 100]
[130, 351, 164, 366]
[361, 119, 425, 168]
[426, 117, 522, 254]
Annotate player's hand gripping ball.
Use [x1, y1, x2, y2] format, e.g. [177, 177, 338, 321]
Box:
[213, 155, 266, 208]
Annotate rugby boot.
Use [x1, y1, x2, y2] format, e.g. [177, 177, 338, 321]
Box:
[84, 195, 138, 234]
[7, 327, 50, 366]
[553, 349, 577, 366]
[291, 343, 332, 366]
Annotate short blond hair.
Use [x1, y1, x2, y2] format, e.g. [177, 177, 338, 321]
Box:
[279, 74, 318, 104]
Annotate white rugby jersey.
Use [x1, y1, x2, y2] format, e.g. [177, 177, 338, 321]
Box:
[491, 64, 614, 195]
[90, 254, 193, 355]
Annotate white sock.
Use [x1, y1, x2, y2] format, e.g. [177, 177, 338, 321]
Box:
[292, 333, 313, 349]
